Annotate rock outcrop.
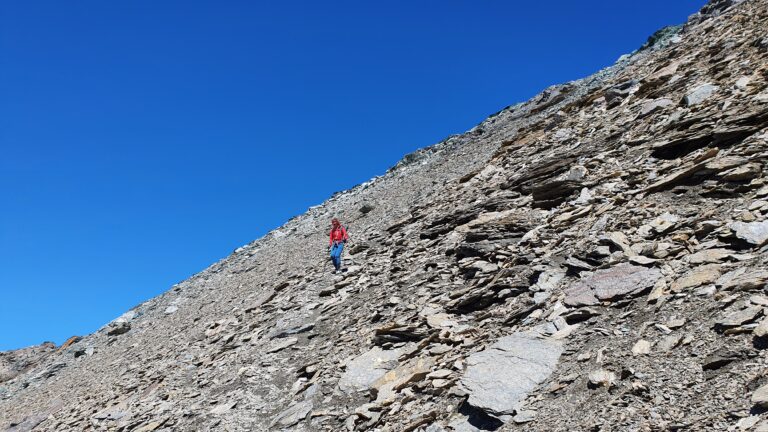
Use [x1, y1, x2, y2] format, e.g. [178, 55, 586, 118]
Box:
[2, 0, 768, 430]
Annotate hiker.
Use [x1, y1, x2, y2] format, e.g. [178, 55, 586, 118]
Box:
[329, 218, 349, 273]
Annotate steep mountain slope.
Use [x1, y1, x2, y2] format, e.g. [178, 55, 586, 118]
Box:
[2, 1, 768, 431]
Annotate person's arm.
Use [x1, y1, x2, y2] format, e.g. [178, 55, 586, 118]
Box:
[329, 230, 333, 246]
[342, 227, 348, 242]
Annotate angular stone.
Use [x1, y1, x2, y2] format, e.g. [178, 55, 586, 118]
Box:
[372, 356, 434, 403]
[647, 279, 666, 302]
[702, 347, 752, 371]
[688, 248, 732, 264]
[737, 416, 762, 431]
[471, 261, 499, 274]
[460, 330, 562, 418]
[649, 213, 679, 234]
[424, 313, 460, 329]
[754, 317, 768, 337]
[752, 384, 768, 408]
[209, 401, 237, 415]
[265, 337, 297, 354]
[735, 76, 752, 91]
[338, 346, 403, 393]
[318, 286, 338, 297]
[639, 98, 674, 117]
[604, 231, 635, 256]
[722, 163, 762, 181]
[512, 409, 537, 424]
[704, 156, 749, 172]
[630, 255, 658, 266]
[729, 221, 768, 246]
[715, 306, 763, 331]
[671, 264, 722, 292]
[752, 295, 768, 306]
[588, 369, 616, 388]
[564, 264, 662, 307]
[644, 160, 712, 194]
[565, 256, 594, 272]
[605, 80, 637, 107]
[716, 267, 768, 291]
[107, 321, 131, 337]
[562, 280, 599, 307]
[683, 83, 719, 106]
[657, 334, 682, 352]
[270, 400, 313, 428]
[632, 339, 651, 355]
[427, 369, 453, 379]
[666, 318, 686, 329]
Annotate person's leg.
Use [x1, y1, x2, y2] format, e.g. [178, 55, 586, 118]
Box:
[330, 244, 341, 270]
[336, 243, 344, 270]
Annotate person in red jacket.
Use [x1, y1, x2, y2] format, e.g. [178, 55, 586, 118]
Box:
[329, 218, 349, 273]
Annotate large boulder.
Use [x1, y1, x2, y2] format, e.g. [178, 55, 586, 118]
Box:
[460, 330, 563, 420]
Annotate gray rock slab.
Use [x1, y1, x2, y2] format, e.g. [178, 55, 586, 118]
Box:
[683, 83, 719, 106]
[338, 346, 403, 393]
[717, 267, 768, 291]
[753, 385, 768, 408]
[270, 400, 313, 428]
[266, 337, 298, 354]
[730, 221, 768, 246]
[460, 330, 563, 418]
[715, 306, 763, 330]
[564, 263, 662, 306]
[562, 281, 599, 307]
[639, 98, 673, 117]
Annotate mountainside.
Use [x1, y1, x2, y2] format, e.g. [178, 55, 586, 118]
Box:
[3, 1, 768, 431]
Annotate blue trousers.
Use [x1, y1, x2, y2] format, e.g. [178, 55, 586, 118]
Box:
[330, 242, 344, 270]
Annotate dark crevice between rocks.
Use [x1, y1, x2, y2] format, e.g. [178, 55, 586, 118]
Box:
[652, 110, 768, 160]
[752, 336, 768, 351]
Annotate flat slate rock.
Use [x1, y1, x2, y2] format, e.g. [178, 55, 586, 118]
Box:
[460, 329, 563, 419]
[683, 83, 719, 106]
[338, 346, 404, 393]
[4, 414, 48, 432]
[715, 306, 763, 331]
[270, 400, 313, 428]
[730, 221, 768, 246]
[564, 263, 662, 306]
[717, 267, 768, 291]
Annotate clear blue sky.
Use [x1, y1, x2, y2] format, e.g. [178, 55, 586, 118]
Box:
[0, 0, 705, 350]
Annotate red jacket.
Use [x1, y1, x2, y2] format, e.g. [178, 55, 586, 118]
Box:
[329, 226, 349, 246]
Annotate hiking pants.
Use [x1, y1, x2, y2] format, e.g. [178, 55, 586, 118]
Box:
[330, 242, 344, 270]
